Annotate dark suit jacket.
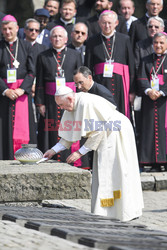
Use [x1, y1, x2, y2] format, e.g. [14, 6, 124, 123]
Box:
[67, 43, 85, 64]
[0, 12, 6, 39]
[89, 81, 116, 106]
[32, 43, 47, 74]
[135, 37, 153, 71]
[86, 14, 127, 37]
[129, 15, 149, 51]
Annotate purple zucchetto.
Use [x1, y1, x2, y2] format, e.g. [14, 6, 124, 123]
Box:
[2, 14, 17, 23]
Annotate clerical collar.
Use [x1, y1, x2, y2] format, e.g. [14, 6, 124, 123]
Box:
[53, 45, 66, 52]
[60, 17, 73, 25]
[89, 81, 94, 91]
[101, 30, 116, 39]
[6, 37, 17, 45]
[154, 50, 167, 56]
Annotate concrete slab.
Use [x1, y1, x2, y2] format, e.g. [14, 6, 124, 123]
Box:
[0, 160, 91, 202]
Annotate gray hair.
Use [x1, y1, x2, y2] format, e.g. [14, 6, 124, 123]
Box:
[99, 10, 118, 22]
[24, 18, 40, 29]
[73, 66, 92, 78]
[2, 20, 18, 26]
[50, 25, 68, 38]
[147, 16, 164, 28]
[153, 32, 167, 42]
[147, 0, 163, 5]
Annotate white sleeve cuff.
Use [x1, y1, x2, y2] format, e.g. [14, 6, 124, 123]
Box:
[78, 145, 91, 155]
[51, 142, 66, 153]
[159, 90, 165, 96]
[145, 88, 152, 95]
[2, 89, 8, 96]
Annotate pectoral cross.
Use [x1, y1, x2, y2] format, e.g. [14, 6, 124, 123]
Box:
[13, 60, 20, 69]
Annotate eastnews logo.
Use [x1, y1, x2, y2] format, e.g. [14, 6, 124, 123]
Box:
[44, 119, 121, 131]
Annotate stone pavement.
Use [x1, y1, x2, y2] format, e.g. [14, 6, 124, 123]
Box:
[0, 191, 167, 249]
[0, 220, 94, 250]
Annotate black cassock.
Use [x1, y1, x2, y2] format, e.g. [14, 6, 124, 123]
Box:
[0, 39, 37, 159]
[137, 53, 167, 165]
[89, 81, 116, 106]
[84, 32, 135, 116]
[32, 42, 47, 67]
[35, 47, 90, 168]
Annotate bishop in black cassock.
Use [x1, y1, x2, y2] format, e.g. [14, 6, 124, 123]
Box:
[137, 32, 167, 170]
[85, 11, 135, 117]
[35, 26, 90, 168]
[0, 15, 37, 159]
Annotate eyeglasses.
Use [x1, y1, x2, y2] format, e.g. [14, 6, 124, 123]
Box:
[35, 17, 49, 23]
[148, 25, 160, 29]
[74, 30, 86, 35]
[27, 28, 40, 32]
[74, 81, 84, 87]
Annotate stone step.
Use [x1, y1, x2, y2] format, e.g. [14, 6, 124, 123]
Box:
[0, 160, 167, 203]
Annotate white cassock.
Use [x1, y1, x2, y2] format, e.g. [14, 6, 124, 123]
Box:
[57, 92, 144, 222]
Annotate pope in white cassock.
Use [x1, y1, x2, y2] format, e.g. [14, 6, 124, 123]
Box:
[44, 86, 144, 222]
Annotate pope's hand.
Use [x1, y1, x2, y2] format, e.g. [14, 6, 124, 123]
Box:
[43, 149, 55, 159]
[66, 151, 82, 164]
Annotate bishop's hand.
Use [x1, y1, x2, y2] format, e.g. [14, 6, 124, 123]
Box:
[148, 89, 160, 101]
[5, 89, 19, 100]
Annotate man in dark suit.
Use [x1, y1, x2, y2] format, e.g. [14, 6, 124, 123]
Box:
[34, 8, 51, 48]
[129, 0, 164, 51]
[23, 18, 47, 87]
[18, 8, 51, 48]
[86, 0, 127, 37]
[44, 0, 60, 22]
[135, 16, 164, 71]
[47, 0, 83, 44]
[68, 22, 88, 64]
[73, 66, 116, 106]
[24, 18, 47, 61]
[24, 18, 48, 128]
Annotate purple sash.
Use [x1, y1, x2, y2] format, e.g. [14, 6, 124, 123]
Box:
[94, 62, 130, 118]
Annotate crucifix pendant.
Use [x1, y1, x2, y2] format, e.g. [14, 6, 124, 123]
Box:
[13, 60, 20, 69]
